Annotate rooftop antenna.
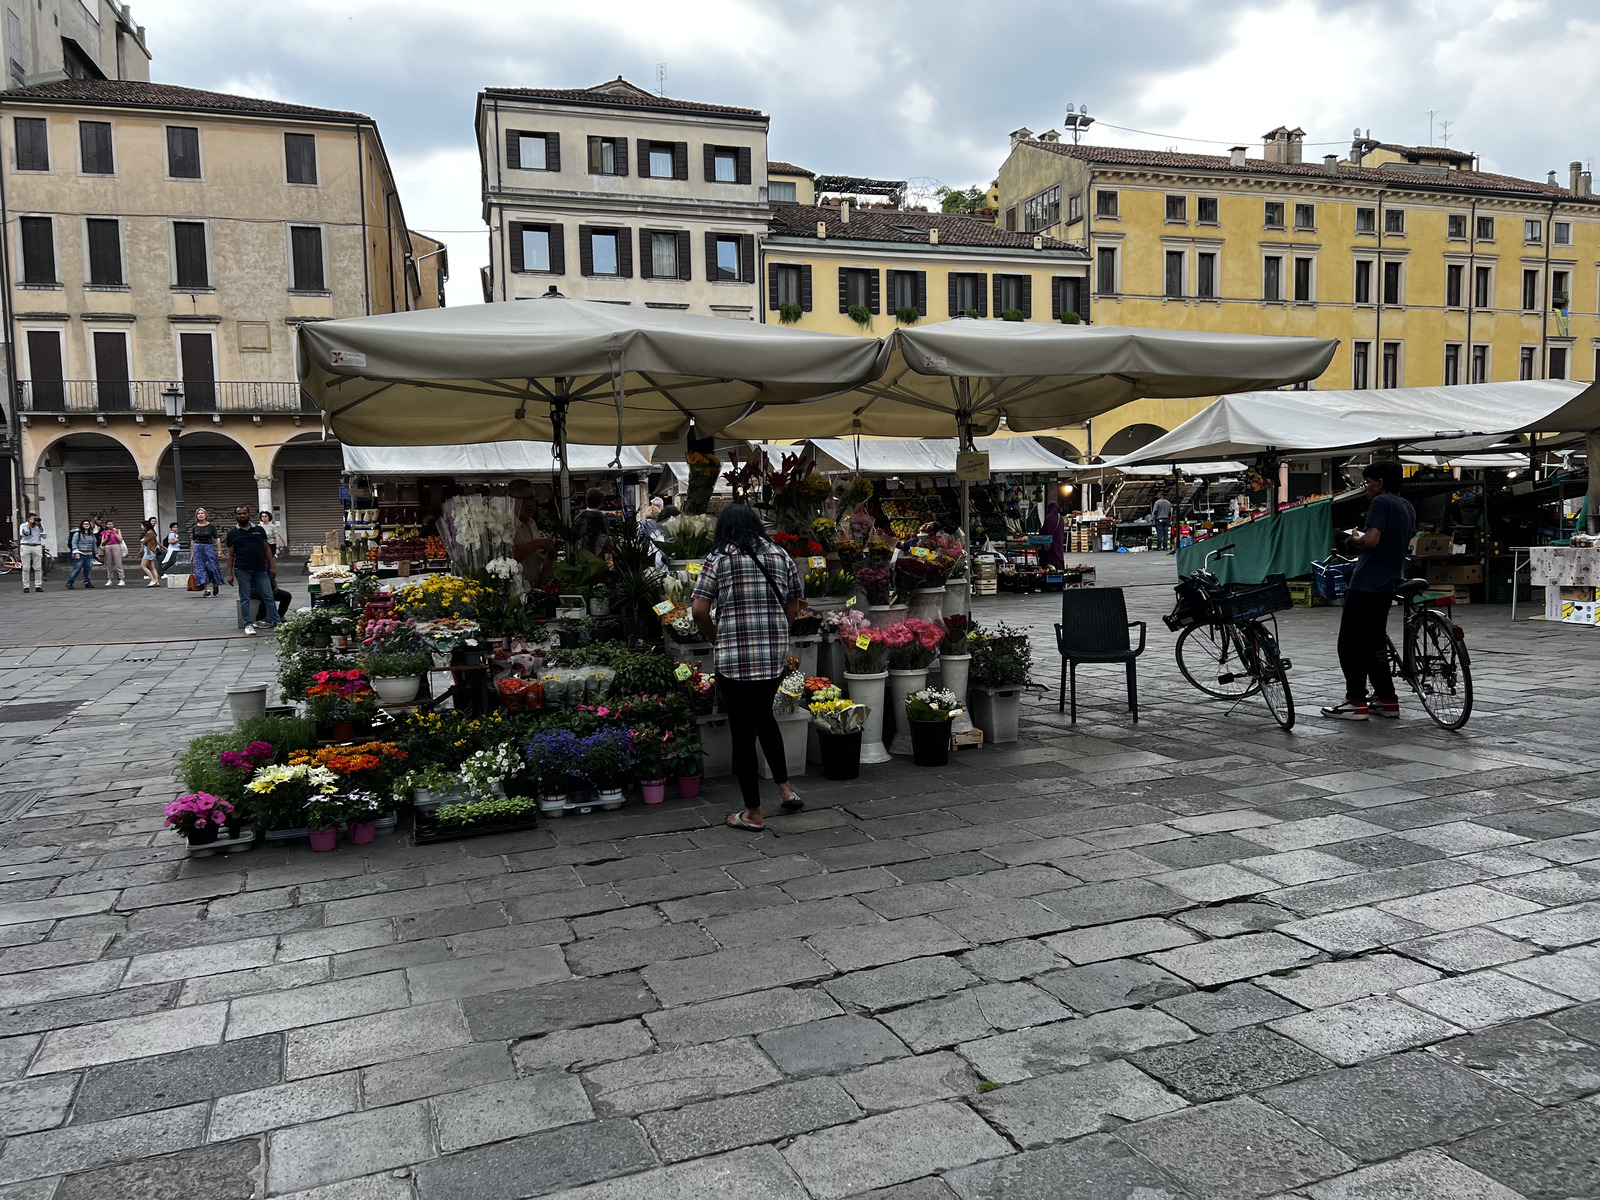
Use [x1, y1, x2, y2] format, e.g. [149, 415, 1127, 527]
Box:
[1064, 102, 1093, 145]
[1427, 109, 1438, 145]
[655, 63, 666, 96]
[1439, 119, 1452, 147]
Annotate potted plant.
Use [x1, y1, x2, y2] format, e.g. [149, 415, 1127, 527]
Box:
[631, 725, 672, 804]
[672, 729, 704, 798]
[847, 304, 872, 329]
[302, 793, 346, 852]
[778, 301, 804, 325]
[344, 789, 383, 844]
[366, 647, 428, 704]
[304, 669, 376, 741]
[245, 762, 339, 839]
[525, 728, 584, 816]
[427, 794, 539, 840]
[895, 305, 921, 326]
[939, 615, 978, 735]
[882, 619, 943, 755]
[163, 792, 235, 846]
[582, 726, 633, 809]
[969, 622, 1032, 745]
[460, 742, 521, 801]
[905, 686, 962, 767]
[656, 514, 715, 566]
[809, 692, 868, 780]
[839, 610, 891, 765]
[405, 761, 465, 810]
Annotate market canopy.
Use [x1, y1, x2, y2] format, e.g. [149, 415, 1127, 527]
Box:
[805, 436, 1073, 474]
[296, 296, 885, 447]
[725, 321, 1338, 440]
[1108, 379, 1592, 467]
[342, 442, 653, 477]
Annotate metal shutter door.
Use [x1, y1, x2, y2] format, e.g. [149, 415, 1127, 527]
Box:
[283, 469, 345, 551]
[182, 472, 257, 523]
[66, 472, 145, 530]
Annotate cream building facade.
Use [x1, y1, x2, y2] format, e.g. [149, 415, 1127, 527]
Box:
[476, 78, 771, 319]
[1, 80, 428, 548]
[3, 0, 150, 89]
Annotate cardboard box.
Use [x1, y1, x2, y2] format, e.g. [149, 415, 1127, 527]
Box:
[1559, 586, 1598, 602]
[1423, 563, 1452, 586]
[1561, 600, 1597, 625]
[1447, 564, 1483, 585]
[1411, 534, 1452, 557]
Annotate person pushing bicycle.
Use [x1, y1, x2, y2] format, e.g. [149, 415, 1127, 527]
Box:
[1321, 460, 1416, 721]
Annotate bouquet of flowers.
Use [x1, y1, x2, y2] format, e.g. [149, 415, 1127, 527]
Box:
[866, 529, 896, 566]
[842, 620, 888, 674]
[838, 475, 874, 512]
[722, 449, 766, 503]
[857, 567, 893, 606]
[774, 657, 806, 714]
[940, 614, 978, 657]
[893, 554, 943, 597]
[803, 677, 835, 704]
[918, 531, 968, 577]
[656, 514, 715, 560]
[906, 686, 963, 722]
[811, 517, 838, 552]
[163, 792, 236, 842]
[810, 697, 868, 734]
[675, 662, 716, 713]
[834, 537, 865, 570]
[683, 451, 721, 516]
[881, 619, 944, 670]
[441, 494, 517, 577]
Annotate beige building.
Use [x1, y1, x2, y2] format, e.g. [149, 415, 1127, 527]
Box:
[476, 78, 771, 318]
[0, 80, 432, 548]
[3, 0, 150, 89]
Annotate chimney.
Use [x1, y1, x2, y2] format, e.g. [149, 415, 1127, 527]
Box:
[1323, 154, 1339, 176]
[1287, 128, 1305, 165]
[929, 228, 939, 244]
[816, 221, 827, 239]
[1008, 126, 1034, 148]
[1229, 146, 1247, 168]
[840, 200, 850, 223]
[1262, 126, 1290, 164]
[1548, 170, 1558, 186]
[1572, 161, 1584, 192]
[1033, 234, 1043, 249]
[1583, 171, 1593, 197]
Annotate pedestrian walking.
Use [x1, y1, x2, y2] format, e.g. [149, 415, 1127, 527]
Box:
[65, 520, 97, 589]
[690, 503, 803, 831]
[224, 505, 280, 635]
[1322, 461, 1416, 722]
[1041, 501, 1065, 570]
[98, 517, 127, 586]
[17, 512, 47, 592]
[259, 510, 286, 554]
[138, 519, 162, 587]
[190, 509, 224, 597]
[1152, 494, 1174, 551]
[162, 522, 180, 568]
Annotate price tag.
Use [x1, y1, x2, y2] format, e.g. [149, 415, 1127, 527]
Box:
[855, 634, 871, 649]
[651, 601, 674, 616]
[845, 595, 857, 606]
[910, 546, 934, 560]
[809, 556, 827, 569]
[685, 561, 701, 576]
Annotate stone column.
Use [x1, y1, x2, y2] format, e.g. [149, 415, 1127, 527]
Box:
[140, 475, 160, 522]
[255, 475, 275, 521]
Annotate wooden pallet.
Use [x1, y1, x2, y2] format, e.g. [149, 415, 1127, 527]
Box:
[952, 727, 983, 750]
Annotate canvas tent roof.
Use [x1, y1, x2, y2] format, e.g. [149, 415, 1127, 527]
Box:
[341, 442, 653, 477]
[804, 437, 1073, 474]
[1108, 380, 1594, 466]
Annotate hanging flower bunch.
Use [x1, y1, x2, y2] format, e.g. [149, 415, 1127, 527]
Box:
[838, 475, 874, 511]
[683, 451, 721, 515]
[441, 494, 518, 576]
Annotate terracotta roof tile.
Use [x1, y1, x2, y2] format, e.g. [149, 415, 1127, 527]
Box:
[768, 161, 814, 177]
[1023, 140, 1594, 202]
[1, 79, 369, 122]
[770, 204, 1081, 251]
[484, 77, 765, 121]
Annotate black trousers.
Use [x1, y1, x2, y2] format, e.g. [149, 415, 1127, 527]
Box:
[717, 674, 788, 808]
[255, 587, 292, 623]
[1338, 588, 1398, 703]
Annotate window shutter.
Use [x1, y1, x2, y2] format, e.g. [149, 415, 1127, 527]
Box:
[677, 230, 692, 280]
[868, 269, 880, 314]
[1020, 276, 1032, 319]
[617, 229, 632, 278]
[673, 142, 689, 180]
[548, 224, 565, 274]
[614, 138, 628, 177]
[509, 222, 524, 272]
[948, 274, 959, 317]
[545, 134, 560, 172]
[637, 141, 651, 177]
[737, 147, 751, 185]
[976, 273, 987, 317]
[993, 275, 1002, 316]
[587, 137, 600, 174]
[1051, 277, 1062, 319]
[801, 264, 813, 311]
[505, 129, 520, 170]
[637, 229, 651, 280]
[704, 145, 717, 183]
[20, 217, 53, 285]
[914, 271, 926, 315]
[578, 227, 594, 276]
[740, 235, 755, 286]
[706, 232, 718, 280]
[768, 263, 780, 310]
[843, 268, 853, 313]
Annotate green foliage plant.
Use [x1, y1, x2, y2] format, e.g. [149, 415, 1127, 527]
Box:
[778, 302, 804, 324]
[895, 305, 921, 326]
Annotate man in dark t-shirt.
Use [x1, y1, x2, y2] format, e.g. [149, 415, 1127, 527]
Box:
[224, 505, 280, 634]
[1322, 461, 1416, 721]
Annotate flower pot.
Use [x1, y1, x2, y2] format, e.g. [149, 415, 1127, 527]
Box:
[587, 596, 611, 616]
[332, 634, 351, 649]
[819, 633, 848, 685]
[309, 828, 338, 852]
[886, 667, 930, 756]
[311, 632, 331, 648]
[842, 669, 892, 764]
[186, 825, 220, 846]
[676, 775, 702, 798]
[758, 708, 811, 780]
[817, 729, 862, 780]
[539, 793, 568, 818]
[640, 779, 667, 805]
[329, 720, 356, 742]
[865, 603, 908, 629]
[807, 596, 846, 613]
[695, 712, 733, 778]
[790, 635, 820, 679]
[970, 683, 1022, 745]
[909, 585, 947, 624]
[348, 820, 377, 844]
[225, 683, 269, 728]
[371, 675, 421, 704]
[909, 718, 953, 767]
[669, 640, 713, 665]
[943, 579, 970, 621]
[596, 788, 624, 811]
[430, 651, 452, 669]
[940, 653, 974, 735]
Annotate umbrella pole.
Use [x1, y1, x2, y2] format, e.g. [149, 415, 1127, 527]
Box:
[553, 381, 572, 527]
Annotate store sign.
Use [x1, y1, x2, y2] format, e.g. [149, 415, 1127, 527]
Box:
[329, 350, 367, 368]
[808, 556, 827, 568]
[956, 451, 991, 481]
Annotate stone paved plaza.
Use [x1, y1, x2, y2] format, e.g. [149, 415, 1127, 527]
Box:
[2, 560, 1600, 1199]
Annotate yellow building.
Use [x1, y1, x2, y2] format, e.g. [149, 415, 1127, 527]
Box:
[760, 198, 1089, 345]
[0, 80, 434, 548]
[997, 127, 1600, 456]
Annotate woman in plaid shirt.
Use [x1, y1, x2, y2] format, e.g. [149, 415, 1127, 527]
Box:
[692, 505, 804, 831]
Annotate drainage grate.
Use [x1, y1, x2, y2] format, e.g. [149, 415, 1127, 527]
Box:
[0, 788, 44, 821]
[0, 700, 80, 723]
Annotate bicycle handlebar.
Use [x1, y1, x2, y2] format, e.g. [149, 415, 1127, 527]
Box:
[1201, 542, 1237, 572]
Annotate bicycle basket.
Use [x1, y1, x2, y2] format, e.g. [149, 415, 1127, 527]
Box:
[1218, 574, 1293, 623]
[1164, 577, 1209, 632]
[1312, 557, 1355, 601]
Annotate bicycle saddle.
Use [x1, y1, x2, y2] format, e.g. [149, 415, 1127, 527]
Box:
[1394, 578, 1430, 600]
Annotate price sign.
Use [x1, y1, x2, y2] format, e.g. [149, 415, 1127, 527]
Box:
[845, 595, 857, 606]
[910, 547, 934, 560]
[809, 556, 827, 569]
[651, 601, 674, 616]
[685, 561, 702, 576]
[855, 634, 871, 649]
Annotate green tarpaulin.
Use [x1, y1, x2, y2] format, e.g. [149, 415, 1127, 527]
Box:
[1178, 499, 1334, 585]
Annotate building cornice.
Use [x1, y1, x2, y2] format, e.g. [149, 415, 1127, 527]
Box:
[762, 235, 1087, 264]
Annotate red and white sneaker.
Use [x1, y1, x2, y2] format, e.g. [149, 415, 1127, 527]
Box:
[1320, 700, 1369, 721]
[1373, 700, 1400, 719]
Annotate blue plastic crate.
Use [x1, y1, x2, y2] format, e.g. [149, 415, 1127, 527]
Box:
[1312, 558, 1355, 601]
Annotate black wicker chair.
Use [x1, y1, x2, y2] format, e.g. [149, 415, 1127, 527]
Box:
[1055, 588, 1147, 723]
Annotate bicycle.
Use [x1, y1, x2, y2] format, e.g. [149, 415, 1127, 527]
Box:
[1385, 577, 1473, 729]
[1165, 543, 1297, 730]
[0, 548, 53, 578]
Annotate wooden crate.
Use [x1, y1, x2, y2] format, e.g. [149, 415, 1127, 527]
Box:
[952, 727, 983, 750]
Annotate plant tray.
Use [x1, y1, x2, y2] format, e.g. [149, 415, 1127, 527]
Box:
[412, 809, 539, 844]
[263, 826, 310, 844]
[185, 828, 257, 857]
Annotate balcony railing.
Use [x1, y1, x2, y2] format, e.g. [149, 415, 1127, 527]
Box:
[19, 380, 317, 416]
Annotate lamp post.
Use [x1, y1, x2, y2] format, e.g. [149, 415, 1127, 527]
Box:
[163, 385, 185, 543]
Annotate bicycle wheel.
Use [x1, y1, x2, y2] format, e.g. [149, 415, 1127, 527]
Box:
[1176, 621, 1260, 699]
[1412, 610, 1473, 730]
[1244, 621, 1295, 730]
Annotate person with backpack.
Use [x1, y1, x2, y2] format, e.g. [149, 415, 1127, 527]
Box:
[691, 504, 803, 831]
[65, 520, 97, 589]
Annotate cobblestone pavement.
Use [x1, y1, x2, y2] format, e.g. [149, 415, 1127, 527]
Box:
[2, 562, 1599, 1199]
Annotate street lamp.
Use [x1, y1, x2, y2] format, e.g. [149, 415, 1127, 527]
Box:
[163, 385, 185, 544]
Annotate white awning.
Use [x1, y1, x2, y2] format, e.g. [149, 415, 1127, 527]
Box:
[341, 442, 654, 477]
[805, 437, 1072, 475]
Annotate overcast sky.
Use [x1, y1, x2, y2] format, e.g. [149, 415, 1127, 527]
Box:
[136, 0, 1600, 305]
